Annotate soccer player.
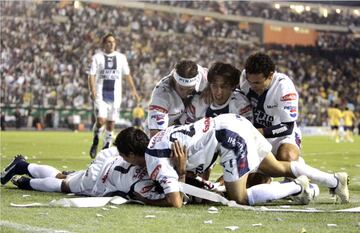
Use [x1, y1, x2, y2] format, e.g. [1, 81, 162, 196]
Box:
[180, 62, 252, 123]
[0, 129, 172, 206]
[327, 103, 343, 143]
[142, 114, 349, 208]
[88, 33, 140, 158]
[147, 60, 208, 138]
[342, 107, 356, 142]
[239, 52, 301, 163]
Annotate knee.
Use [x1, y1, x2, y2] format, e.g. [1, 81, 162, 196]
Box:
[276, 145, 300, 161]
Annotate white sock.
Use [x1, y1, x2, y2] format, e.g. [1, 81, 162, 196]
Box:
[247, 181, 301, 205]
[28, 164, 60, 178]
[30, 178, 62, 192]
[290, 161, 337, 188]
[103, 130, 113, 146]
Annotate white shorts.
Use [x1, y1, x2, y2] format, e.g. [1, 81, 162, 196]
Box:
[267, 127, 302, 155]
[94, 99, 120, 121]
[66, 171, 94, 196]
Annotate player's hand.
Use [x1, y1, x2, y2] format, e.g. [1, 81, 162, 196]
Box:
[171, 140, 187, 177]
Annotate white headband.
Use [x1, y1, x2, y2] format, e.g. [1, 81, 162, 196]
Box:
[173, 70, 199, 87]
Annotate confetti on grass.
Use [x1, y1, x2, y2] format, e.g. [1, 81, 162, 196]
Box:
[225, 226, 239, 231]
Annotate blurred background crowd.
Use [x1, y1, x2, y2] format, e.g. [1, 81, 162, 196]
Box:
[1, 1, 359, 129]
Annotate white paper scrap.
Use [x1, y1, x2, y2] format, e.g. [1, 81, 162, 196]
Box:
[225, 226, 239, 231]
[208, 206, 218, 212]
[10, 202, 47, 207]
[109, 205, 118, 209]
[327, 224, 337, 227]
[22, 195, 31, 198]
[203, 220, 213, 224]
[252, 223, 262, 227]
[145, 215, 156, 218]
[96, 213, 104, 217]
[102, 208, 109, 211]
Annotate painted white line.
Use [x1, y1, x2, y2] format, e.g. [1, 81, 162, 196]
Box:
[0, 220, 72, 233]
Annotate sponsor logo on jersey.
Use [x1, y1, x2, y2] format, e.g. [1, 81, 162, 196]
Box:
[280, 93, 297, 101]
[150, 164, 162, 180]
[254, 110, 274, 127]
[202, 117, 211, 132]
[290, 113, 297, 118]
[149, 105, 168, 113]
[149, 131, 165, 148]
[151, 114, 165, 125]
[284, 106, 297, 118]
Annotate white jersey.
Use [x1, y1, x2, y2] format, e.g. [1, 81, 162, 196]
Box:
[88, 51, 130, 106]
[239, 70, 299, 127]
[147, 65, 208, 131]
[180, 90, 253, 124]
[66, 147, 165, 200]
[239, 70, 301, 153]
[145, 114, 272, 194]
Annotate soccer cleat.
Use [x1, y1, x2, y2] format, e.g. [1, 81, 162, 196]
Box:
[89, 136, 99, 159]
[291, 175, 313, 205]
[0, 154, 26, 185]
[11, 175, 32, 190]
[329, 172, 349, 204]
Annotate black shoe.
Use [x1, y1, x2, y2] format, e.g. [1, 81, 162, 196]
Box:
[89, 136, 99, 159]
[1, 155, 26, 185]
[61, 170, 76, 175]
[11, 175, 32, 190]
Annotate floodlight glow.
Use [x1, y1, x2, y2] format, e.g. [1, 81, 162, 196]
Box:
[74, 0, 80, 9]
[336, 9, 341, 14]
[323, 9, 328, 18]
[305, 6, 311, 11]
[354, 9, 359, 16]
[274, 4, 280, 9]
[295, 5, 304, 14]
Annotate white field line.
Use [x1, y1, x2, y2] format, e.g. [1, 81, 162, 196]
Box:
[0, 220, 72, 233]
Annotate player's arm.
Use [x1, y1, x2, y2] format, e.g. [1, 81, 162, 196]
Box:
[125, 74, 141, 103]
[165, 140, 187, 208]
[88, 74, 97, 100]
[258, 121, 295, 138]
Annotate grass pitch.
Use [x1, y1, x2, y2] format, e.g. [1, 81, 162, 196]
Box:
[0, 131, 359, 233]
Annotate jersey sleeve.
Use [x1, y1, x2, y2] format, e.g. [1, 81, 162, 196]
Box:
[88, 54, 98, 76]
[232, 92, 253, 123]
[147, 87, 171, 130]
[120, 54, 130, 76]
[276, 78, 299, 122]
[145, 154, 180, 194]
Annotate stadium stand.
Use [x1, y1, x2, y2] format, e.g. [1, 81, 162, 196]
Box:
[0, 1, 359, 128]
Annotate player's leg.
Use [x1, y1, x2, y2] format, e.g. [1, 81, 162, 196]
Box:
[102, 104, 119, 150]
[90, 100, 107, 158]
[12, 175, 63, 192]
[259, 153, 349, 203]
[1, 155, 61, 185]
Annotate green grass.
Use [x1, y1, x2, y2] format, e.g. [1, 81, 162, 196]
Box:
[1, 132, 360, 233]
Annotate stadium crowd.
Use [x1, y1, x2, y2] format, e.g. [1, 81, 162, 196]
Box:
[150, 0, 360, 26]
[1, 1, 359, 127]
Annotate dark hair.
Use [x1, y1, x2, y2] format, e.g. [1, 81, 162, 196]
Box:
[175, 60, 198, 79]
[208, 62, 240, 87]
[102, 33, 115, 44]
[245, 52, 275, 78]
[114, 127, 149, 157]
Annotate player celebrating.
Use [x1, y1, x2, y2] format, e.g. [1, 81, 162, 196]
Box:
[143, 114, 349, 208]
[180, 62, 252, 123]
[147, 60, 208, 137]
[88, 33, 140, 158]
[0, 129, 174, 206]
[239, 52, 301, 162]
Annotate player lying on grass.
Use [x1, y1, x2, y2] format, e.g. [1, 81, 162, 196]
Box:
[124, 114, 348, 208]
[0, 129, 184, 207]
